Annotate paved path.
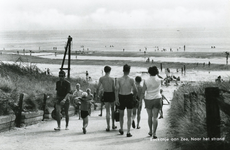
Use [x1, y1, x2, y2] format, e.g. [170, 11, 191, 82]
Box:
[0, 86, 177, 150]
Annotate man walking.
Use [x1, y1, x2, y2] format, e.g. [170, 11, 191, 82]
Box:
[115, 64, 137, 137]
[96, 66, 117, 131]
[54, 70, 71, 131]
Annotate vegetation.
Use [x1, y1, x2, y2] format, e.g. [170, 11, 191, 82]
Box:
[0, 62, 96, 115]
[168, 82, 230, 150]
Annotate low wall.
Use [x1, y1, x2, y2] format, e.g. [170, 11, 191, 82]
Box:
[0, 115, 16, 132]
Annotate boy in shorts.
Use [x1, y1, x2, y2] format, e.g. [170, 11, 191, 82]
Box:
[132, 76, 143, 129]
[159, 89, 170, 119]
[96, 66, 117, 131]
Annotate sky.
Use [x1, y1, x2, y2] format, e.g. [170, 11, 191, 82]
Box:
[0, 0, 229, 31]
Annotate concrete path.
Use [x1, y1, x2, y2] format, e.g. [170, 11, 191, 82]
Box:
[0, 86, 177, 150]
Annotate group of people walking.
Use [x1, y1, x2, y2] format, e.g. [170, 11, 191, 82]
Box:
[54, 64, 166, 139]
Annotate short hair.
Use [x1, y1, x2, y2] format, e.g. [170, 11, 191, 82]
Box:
[104, 66, 111, 73]
[76, 83, 80, 87]
[148, 66, 159, 76]
[135, 76, 142, 83]
[123, 64, 130, 73]
[59, 70, 65, 77]
[86, 88, 91, 92]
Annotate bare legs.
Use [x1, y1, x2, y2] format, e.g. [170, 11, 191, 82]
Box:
[55, 102, 69, 130]
[132, 106, 142, 129]
[105, 102, 116, 130]
[146, 107, 159, 138]
[119, 109, 132, 136]
[82, 116, 88, 134]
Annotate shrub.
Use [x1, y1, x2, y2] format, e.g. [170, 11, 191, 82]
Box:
[168, 82, 230, 150]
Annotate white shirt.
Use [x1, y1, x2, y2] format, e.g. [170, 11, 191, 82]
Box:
[144, 76, 162, 100]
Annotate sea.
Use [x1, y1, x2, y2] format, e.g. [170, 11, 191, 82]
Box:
[0, 28, 230, 52]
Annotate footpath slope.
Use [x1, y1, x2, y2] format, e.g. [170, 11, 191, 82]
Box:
[0, 86, 177, 150]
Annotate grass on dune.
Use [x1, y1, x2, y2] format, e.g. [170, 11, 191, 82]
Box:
[0, 62, 97, 115]
[168, 82, 230, 150]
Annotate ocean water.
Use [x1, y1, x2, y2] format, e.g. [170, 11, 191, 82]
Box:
[0, 29, 230, 52]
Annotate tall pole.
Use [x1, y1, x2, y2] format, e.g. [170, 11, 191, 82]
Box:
[60, 35, 72, 78]
[68, 36, 72, 78]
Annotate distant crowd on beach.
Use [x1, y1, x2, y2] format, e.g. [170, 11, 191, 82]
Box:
[53, 64, 174, 140]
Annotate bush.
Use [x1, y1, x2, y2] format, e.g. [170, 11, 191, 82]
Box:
[168, 82, 230, 150]
[0, 62, 97, 115]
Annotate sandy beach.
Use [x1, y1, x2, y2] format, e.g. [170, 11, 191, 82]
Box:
[1, 50, 230, 84]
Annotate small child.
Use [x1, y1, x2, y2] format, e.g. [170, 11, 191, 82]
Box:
[86, 88, 94, 116]
[75, 92, 93, 134]
[98, 89, 104, 117]
[132, 76, 143, 129]
[159, 89, 170, 119]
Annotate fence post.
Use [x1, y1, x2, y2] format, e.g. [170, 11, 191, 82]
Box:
[16, 93, 24, 127]
[205, 87, 222, 149]
[42, 94, 47, 121]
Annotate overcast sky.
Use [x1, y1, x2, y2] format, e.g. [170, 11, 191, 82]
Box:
[0, 0, 229, 31]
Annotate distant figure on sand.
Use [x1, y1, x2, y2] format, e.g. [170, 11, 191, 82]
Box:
[140, 66, 163, 139]
[116, 64, 137, 137]
[86, 71, 89, 81]
[215, 76, 223, 83]
[132, 76, 143, 129]
[47, 68, 50, 75]
[54, 70, 71, 131]
[96, 66, 117, 131]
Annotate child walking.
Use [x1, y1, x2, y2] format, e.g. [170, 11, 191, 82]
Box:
[132, 76, 143, 129]
[159, 89, 170, 119]
[75, 92, 93, 134]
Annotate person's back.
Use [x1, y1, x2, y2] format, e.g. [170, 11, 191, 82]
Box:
[118, 76, 134, 95]
[144, 76, 161, 100]
[99, 75, 114, 92]
[80, 99, 90, 111]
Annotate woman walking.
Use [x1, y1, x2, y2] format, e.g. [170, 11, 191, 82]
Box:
[140, 66, 163, 139]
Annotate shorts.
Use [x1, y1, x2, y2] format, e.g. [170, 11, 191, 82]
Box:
[118, 94, 133, 110]
[81, 110, 89, 119]
[103, 92, 115, 102]
[144, 98, 162, 109]
[133, 100, 142, 109]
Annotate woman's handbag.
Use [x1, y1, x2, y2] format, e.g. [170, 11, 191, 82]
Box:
[114, 105, 120, 122]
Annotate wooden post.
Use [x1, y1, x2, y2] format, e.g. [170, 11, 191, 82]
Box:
[42, 94, 47, 121]
[205, 87, 220, 138]
[205, 87, 223, 150]
[16, 94, 24, 127]
[60, 35, 72, 78]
